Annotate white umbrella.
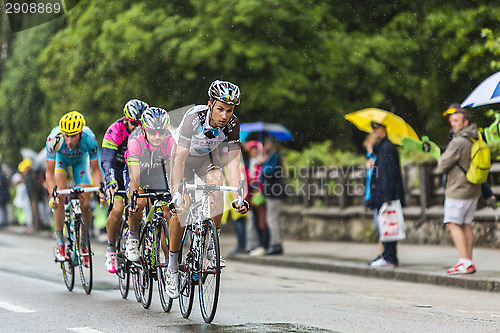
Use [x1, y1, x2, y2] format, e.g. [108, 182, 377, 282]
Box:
[461, 71, 500, 108]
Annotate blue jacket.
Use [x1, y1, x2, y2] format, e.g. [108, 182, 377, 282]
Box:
[260, 151, 286, 199]
[365, 137, 406, 210]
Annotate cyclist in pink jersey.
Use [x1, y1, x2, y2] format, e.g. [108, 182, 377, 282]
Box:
[101, 99, 148, 273]
[124, 107, 179, 299]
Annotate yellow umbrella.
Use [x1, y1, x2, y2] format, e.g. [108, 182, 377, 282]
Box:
[344, 108, 419, 145]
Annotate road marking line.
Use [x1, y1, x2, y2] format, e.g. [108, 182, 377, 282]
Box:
[0, 301, 35, 313]
[68, 328, 107, 333]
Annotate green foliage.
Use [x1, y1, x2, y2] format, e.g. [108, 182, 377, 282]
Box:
[283, 140, 364, 170]
[0, 21, 63, 164]
[399, 147, 439, 165]
[488, 141, 500, 161]
[2, 1, 500, 165]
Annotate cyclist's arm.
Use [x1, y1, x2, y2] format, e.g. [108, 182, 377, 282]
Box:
[172, 145, 189, 192]
[227, 149, 242, 198]
[128, 163, 140, 197]
[90, 157, 103, 187]
[45, 159, 56, 195]
[101, 146, 118, 185]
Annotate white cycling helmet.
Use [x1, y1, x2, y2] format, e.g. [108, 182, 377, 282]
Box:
[208, 80, 241, 105]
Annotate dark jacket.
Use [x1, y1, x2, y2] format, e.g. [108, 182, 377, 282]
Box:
[260, 151, 286, 199]
[0, 169, 10, 205]
[366, 137, 406, 210]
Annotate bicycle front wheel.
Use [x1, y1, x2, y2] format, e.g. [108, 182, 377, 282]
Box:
[156, 218, 173, 312]
[179, 228, 195, 318]
[61, 221, 74, 291]
[116, 218, 130, 299]
[138, 223, 154, 309]
[76, 217, 93, 294]
[198, 219, 221, 323]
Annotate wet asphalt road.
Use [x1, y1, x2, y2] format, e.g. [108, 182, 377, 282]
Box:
[0, 231, 499, 332]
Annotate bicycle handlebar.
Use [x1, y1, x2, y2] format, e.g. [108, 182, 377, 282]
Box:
[129, 189, 172, 213]
[108, 189, 128, 212]
[177, 178, 244, 207]
[53, 184, 104, 196]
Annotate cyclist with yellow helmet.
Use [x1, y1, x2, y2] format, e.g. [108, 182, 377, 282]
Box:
[45, 111, 103, 262]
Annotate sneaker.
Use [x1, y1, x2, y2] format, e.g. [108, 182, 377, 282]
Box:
[206, 249, 226, 268]
[105, 251, 118, 273]
[265, 245, 283, 256]
[368, 255, 382, 266]
[486, 196, 497, 209]
[249, 247, 266, 256]
[447, 263, 476, 275]
[166, 270, 179, 299]
[81, 247, 90, 268]
[126, 238, 140, 262]
[55, 244, 68, 262]
[370, 257, 397, 268]
[466, 264, 477, 274]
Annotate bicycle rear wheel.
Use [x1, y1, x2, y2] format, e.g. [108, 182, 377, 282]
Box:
[116, 218, 130, 299]
[179, 228, 195, 318]
[198, 219, 221, 323]
[138, 223, 154, 309]
[61, 221, 74, 291]
[76, 217, 93, 294]
[156, 219, 173, 312]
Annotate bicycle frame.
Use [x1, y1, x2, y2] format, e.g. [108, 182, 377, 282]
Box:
[54, 185, 102, 294]
[178, 179, 244, 323]
[129, 190, 173, 311]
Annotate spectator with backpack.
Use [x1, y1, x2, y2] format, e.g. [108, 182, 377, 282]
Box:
[442, 103, 496, 209]
[437, 108, 482, 275]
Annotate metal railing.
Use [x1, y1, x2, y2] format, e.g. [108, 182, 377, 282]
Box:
[283, 161, 500, 214]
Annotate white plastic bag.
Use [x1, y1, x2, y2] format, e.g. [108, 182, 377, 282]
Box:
[377, 200, 406, 242]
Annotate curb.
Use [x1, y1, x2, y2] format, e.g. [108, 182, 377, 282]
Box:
[227, 254, 500, 293]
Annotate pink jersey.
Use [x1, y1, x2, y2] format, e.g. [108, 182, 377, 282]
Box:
[102, 119, 130, 163]
[126, 128, 174, 188]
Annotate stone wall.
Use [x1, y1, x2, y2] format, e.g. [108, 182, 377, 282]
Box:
[280, 204, 500, 248]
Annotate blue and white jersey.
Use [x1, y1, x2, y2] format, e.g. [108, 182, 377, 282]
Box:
[173, 105, 241, 157]
[46, 126, 99, 161]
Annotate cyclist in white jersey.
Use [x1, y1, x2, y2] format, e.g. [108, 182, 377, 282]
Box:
[169, 80, 249, 287]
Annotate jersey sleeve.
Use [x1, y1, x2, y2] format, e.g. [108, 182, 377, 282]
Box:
[101, 147, 118, 184]
[101, 123, 120, 184]
[226, 116, 241, 151]
[83, 127, 99, 160]
[166, 131, 175, 159]
[102, 122, 121, 151]
[45, 127, 62, 160]
[127, 136, 141, 167]
[177, 110, 197, 150]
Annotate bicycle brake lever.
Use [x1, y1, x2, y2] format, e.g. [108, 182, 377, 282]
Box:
[130, 189, 138, 213]
[238, 180, 244, 206]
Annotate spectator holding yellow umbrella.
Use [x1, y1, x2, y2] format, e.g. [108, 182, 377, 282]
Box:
[345, 108, 416, 268]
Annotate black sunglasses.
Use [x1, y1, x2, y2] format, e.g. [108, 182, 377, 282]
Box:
[371, 122, 384, 129]
[128, 119, 141, 127]
[145, 128, 168, 137]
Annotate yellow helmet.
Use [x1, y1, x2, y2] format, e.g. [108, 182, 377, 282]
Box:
[59, 111, 86, 135]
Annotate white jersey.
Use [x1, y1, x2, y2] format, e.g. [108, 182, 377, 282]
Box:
[173, 105, 241, 157]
